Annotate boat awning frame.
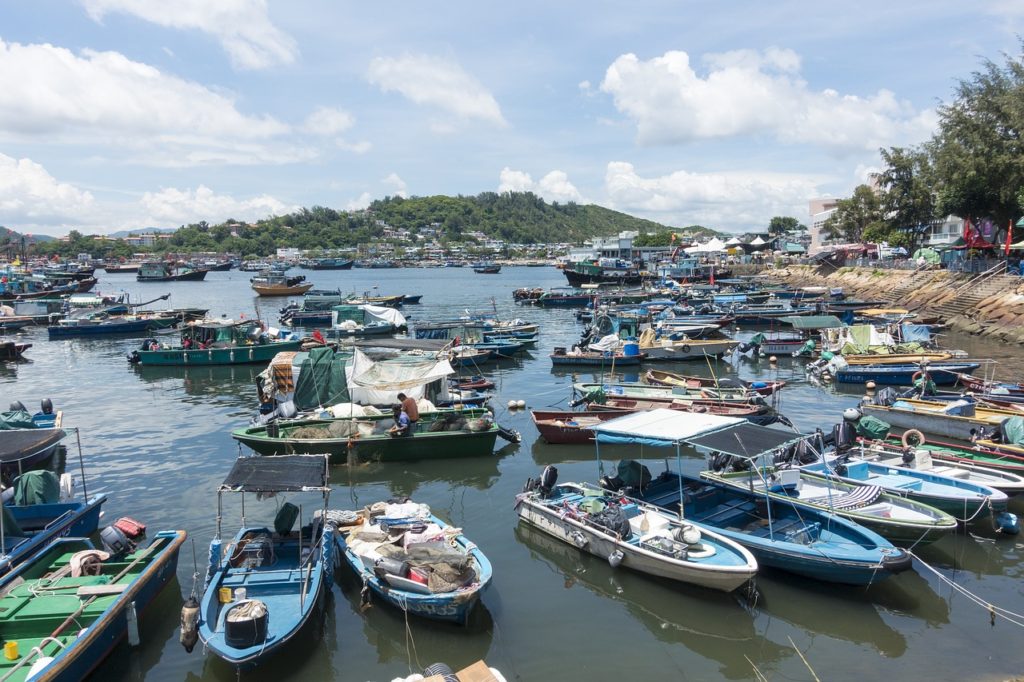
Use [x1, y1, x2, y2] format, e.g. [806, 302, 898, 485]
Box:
[588, 408, 744, 446]
[685, 423, 807, 459]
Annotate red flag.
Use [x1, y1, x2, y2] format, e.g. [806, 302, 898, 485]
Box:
[312, 330, 325, 344]
[709, 264, 715, 286]
[1006, 219, 1014, 256]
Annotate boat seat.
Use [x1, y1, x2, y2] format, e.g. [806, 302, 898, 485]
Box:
[936, 468, 970, 479]
[815, 485, 883, 510]
[869, 474, 922, 491]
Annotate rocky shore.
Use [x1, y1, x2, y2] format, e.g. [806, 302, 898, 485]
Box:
[766, 264, 1024, 344]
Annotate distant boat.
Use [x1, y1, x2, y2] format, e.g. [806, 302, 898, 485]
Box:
[0, 338, 30, 360]
[137, 261, 209, 282]
[250, 272, 314, 296]
[129, 319, 303, 366]
[473, 264, 501, 274]
[102, 261, 141, 273]
[309, 258, 354, 270]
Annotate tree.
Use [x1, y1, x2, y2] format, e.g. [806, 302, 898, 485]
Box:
[767, 216, 805, 236]
[877, 145, 938, 252]
[930, 41, 1024, 240]
[823, 185, 885, 243]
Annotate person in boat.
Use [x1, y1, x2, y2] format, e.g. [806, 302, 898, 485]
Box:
[397, 392, 419, 425]
[388, 405, 411, 437]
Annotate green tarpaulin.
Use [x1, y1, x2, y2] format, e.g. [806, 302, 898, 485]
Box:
[0, 410, 36, 430]
[1001, 416, 1024, 446]
[12, 470, 60, 506]
[855, 415, 891, 441]
[912, 247, 940, 263]
[293, 347, 350, 411]
[779, 315, 844, 330]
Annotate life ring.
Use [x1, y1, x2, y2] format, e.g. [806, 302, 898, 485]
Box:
[901, 429, 926, 448]
[680, 344, 692, 354]
[911, 371, 924, 383]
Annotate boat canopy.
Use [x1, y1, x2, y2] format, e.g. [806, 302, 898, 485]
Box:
[588, 408, 743, 446]
[219, 455, 329, 493]
[779, 315, 844, 330]
[686, 423, 805, 458]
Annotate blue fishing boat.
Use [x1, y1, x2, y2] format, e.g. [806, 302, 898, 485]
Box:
[199, 455, 335, 668]
[47, 315, 156, 339]
[588, 410, 913, 585]
[0, 530, 186, 682]
[0, 400, 64, 472]
[831, 362, 981, 385]
[334, 500, 492, 624]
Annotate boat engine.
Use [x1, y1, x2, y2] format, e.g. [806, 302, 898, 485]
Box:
[40, 399, 53, 415]
[100, 525, 134, 558]
[832, 421, 857, 452]
[538, 465, 558, 498]
[8, 401, 25, 412]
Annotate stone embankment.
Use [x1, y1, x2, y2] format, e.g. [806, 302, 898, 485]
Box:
[767, 264, 1024, 344]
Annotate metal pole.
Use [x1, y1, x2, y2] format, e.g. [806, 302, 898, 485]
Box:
[676, 442, 684, 520]
[75, 428, 88, 501]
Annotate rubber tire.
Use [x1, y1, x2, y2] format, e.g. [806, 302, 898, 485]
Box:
[681, 344, 691, 354]
[901, 428, 926, 448]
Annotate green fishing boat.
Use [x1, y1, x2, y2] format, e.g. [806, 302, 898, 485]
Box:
[0, 530, 186, 681]
[128, 319, 303, 366]
[232, 408, 508, 463]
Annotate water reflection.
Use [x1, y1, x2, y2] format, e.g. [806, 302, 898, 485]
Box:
[130, 363, 261, 408]
[514, 524, 785, 680]
[328, 448, 512, 499]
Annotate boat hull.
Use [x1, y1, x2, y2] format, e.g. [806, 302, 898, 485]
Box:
[834, 363, 980, 385]
[47, 319, 155, 338]
[133, 339, 303, 366]
[861, 403, 1006, 442]
[252, 283, 315, 296]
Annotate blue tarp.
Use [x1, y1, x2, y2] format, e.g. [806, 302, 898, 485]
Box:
[900, 324, 932, 343]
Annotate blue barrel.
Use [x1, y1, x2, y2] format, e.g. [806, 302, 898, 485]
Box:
[623, 341, 640, 357]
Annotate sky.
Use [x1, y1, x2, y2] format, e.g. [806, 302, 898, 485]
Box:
[0, 1, 1022, 237]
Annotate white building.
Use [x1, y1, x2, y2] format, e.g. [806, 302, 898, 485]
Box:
[808, 198, 839, 254]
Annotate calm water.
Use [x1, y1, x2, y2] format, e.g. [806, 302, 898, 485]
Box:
[4, 267, 1023, 681]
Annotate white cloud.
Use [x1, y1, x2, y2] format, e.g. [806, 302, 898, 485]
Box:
[139, 185, 297, 225]
[0, 39, 307, 165]
[603, 161, 820, 231]
[302, 107, 355, 136]
[367, 55, 506, 127]
[599, 48, 935, 152]
[81, 0, 298, 70]
[335, 139, 372, 154]
[345, 192, 372, 211]
[382, 173, 407, 198]
[0, 153, 95, 223]
[498, 167, 583, 203]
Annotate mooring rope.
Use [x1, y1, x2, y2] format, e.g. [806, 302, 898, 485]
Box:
[909, 550, 1024, 628]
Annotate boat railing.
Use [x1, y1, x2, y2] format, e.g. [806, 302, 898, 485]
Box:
[42, 509, 76, 531]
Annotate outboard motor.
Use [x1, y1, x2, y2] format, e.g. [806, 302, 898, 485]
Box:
[901, 448, 915, 465]
[538, 465, 558, 497]
[873, 387, 900, 406]
[9, 401, 26, 412]
[100, 525, 133, 558]
[40, 399, 53, 415]
[832, 421, 857, 453]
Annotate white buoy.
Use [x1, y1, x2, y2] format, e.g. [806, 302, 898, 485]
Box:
[517, 399, 526, 408]
[866, 381, 876, 390]
[507, 400, 516, 409]
[769, 356, 778, 363]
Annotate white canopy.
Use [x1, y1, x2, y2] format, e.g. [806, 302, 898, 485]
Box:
[725, 236, 742, 246]
[362, 304, 406, 327]
[588, 408, 742, 445]
[750, 236, 766, 246]
[684, 237, 727, 254]
[346, 349, 453, 404]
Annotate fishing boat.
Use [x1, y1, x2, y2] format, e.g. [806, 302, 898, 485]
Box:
[128, 319, 303, 366]
[550, 347, 645, 366]
[0, 338, 30, 360]
[102, 261, 141, 273]
[952, 372, 1024, 396]
[589, 410, 913, 585]
[452, 347, 495, 367]
[515, 474, 758, 593]
[136, 261, 208, 282]
[0, 530, 186, 682]
[309, 257, 354, 270]
[842, 353, 957, 365]
[0, 316, 32, 332]
[531, 410, 622, 444]
[537, 289, 594, 308]
[573, 382, 757, 404]
[875, 433, 1024, 476]
[562, 260, 647, 287]
[233, 408, 509, 463]
[199, 456, 334, 668]
[327, 304, 406, 338]
[473, 264, 501, 274]
[643, 369, 785, 396]
[636, 332, 739, 361]
[47, 313, 159, 339]
[586, 397, 782, 425]
[860, 396, 1019, 441]
[701, 465, 958, 547]
[333, 499, 491, 624]
[801, 423, 1014, 527]
[0, 400, 64, 472]
[818, 361, 981, 385]
[250, 272, 314, 296]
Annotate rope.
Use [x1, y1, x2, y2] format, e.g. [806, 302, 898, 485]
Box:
[909, 550, 1024, 628]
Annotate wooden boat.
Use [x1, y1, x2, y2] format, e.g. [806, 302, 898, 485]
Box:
[200, 456, 334, 667]
[128, 319, 303, 366]
[644, 369, 785, 396]
[952, 372, 1024, 396]
[861, 397, 1020, 441]
[586, 397, 779, 425]
[47, 315, 157, 339]
[701, 466, 957, 547]
[0, 339, 30, 360]
[102, 261, 141, 273]
[0, 402, 64, 471]
[550, 348, 644, 366]
[136, 261, 208, 282]
[831, 362, 981, 385]
[537, 290, 594, 307]
[451, 375, 495, 391]
[333, 500, 491, 624]
[800, 448, 1012, 526]
[232, 408, 503, 463]
[531, 410, 621, 444]
[573, 382, 756, 404]
[0, 316, 32, 332]
[876, 434, 1024, 475]
[251, 272, 314, 296]
[842, 352, 955, 365]
[515, 477, 758, 593]
[452, 347, 495, 367]
[0, 530, 185, 682]
[637, 335, 739, 361]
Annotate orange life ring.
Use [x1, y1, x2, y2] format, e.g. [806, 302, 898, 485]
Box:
[911, 371, 924, 383]
[901, 429, 926, 448]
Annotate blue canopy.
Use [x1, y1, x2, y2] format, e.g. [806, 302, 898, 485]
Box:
[900, 324, 932, 343]
[588, 408, 744, 447]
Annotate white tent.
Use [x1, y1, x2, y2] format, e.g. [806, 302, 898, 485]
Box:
[345, 349, 453, 405]
[684, 237, 727, 254]
[749, 236, 767, 249]
[725, 236, 742, 246]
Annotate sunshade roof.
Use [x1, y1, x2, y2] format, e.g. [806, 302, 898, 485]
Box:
[589, 408, 743, 446]
[220, 455, 329, 492]
[686, 423, 805, 458]
[779, 315, 844, 329]
[0, 429, 65, 463]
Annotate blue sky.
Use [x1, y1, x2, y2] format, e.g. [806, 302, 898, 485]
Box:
[0, 1, 1021, 236]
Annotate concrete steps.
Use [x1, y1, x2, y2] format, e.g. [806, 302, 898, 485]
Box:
[928, 274, 1018, 320]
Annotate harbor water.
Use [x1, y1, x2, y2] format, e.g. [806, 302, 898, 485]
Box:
[4, 266, 1023, 681]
